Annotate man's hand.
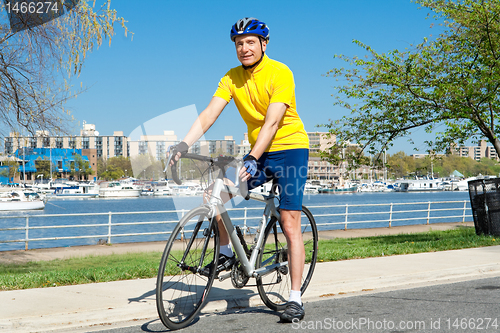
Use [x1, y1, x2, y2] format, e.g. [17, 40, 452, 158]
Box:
[240, 155, 257, 182]
[168, 141, 189, 166]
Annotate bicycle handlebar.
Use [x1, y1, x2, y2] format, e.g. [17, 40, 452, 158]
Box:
[164, 153, 250, 199]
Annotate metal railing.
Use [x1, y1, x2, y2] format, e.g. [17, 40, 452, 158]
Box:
[0, 200, 472, 251]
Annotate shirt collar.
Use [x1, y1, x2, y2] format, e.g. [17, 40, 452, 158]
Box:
[246, 54, 269, 74]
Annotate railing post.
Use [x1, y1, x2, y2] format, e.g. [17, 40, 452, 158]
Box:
[389, 203, 393, 228]
[25, 216, 29, 251]
[243, 207, 247, 236]
[344, 204, 349, 230]
[108, 212, 112, 244]
[463, 200, 467, 223]
[427, 202, 431, 225]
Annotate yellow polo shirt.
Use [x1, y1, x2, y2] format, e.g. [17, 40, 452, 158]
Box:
[214, 54, 309, 152]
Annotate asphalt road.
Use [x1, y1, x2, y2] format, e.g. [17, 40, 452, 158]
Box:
[86, 276, 500, 333]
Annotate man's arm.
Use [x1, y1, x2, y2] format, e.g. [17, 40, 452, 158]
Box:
[240, 102, 287, 180]
[183, 96, 228, 146]
[170, 96, 228, 164]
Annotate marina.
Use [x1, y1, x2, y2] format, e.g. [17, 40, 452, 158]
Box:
[0, 190, 472, 252]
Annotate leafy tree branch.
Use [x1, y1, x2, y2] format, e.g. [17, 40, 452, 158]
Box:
[323, 0, 500, 163]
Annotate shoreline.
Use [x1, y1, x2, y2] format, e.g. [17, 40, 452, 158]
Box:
[0, 221, 474, 264]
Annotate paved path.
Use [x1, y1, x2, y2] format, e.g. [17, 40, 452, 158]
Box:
[3, 222, 500, 333]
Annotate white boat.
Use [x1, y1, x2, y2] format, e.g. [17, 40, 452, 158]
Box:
[393, 181, 409, 192]
[304, 183, 322, 194]
[0, 190, 45, 211]
[170, 182, 204, 196]
[49, 183, 100, 199]
[99, 182, 141, 198]
[28, 180, 54, 194]
[399, 177, 445, 192]
[141, 188, 154, 196]
[153, 181, 173, 196]
[358, 181, 395, 192]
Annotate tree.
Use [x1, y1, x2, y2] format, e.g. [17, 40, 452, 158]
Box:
[0, 1, 130, 136]
[106, 156, 132, 177]
[34, 158, 51, 180]
[100, 164, 123, 180]
[323, 0, 500, 161]
[0, 156, 19, 181]
[72, 154, 92, 180]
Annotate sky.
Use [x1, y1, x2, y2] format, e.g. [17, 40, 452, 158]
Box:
[63, 0, 441, 154]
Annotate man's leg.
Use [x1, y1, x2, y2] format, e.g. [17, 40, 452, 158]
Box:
[201, 183, 235, 275]
[203, 178, 234, 248]
[279, 209, 305, 292]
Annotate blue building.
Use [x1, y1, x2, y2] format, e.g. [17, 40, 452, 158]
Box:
[13, 148, 92, 181]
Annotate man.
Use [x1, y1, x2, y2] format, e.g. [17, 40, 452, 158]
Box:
[169, 17, 309, 322]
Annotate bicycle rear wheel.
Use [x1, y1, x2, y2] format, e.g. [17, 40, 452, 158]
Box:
[156, 206, 219, 330]
[256, 205, 318, 311]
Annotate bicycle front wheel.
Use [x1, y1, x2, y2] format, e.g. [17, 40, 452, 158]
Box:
[256, 205, 318, 311]
[156, 206, 219, 330]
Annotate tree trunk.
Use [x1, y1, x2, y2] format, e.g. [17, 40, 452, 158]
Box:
[492, 138, 500, 159]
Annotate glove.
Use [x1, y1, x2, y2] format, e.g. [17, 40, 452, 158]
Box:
[169, 141, 189, 158]
[243, 155, 258, 177]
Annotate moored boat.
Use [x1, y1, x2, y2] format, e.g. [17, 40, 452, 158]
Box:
[49, 183, 100, 199]
[0, 190, 46, 210]
[170, 182, 204, 196]
[318, 184, 358, 194]
[304, 183, 322, 194]
[399, 177, 445, 192]
[99, 182, 141, 198]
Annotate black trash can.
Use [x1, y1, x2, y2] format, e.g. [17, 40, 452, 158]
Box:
[468, 178, 500, 236]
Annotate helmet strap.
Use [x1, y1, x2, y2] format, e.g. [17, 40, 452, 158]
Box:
[242, 38, 265, 70]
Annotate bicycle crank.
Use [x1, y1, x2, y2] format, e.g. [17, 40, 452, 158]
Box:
[231, 260, 250, 288]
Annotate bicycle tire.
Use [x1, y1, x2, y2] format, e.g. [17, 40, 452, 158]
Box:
[256, 205, 318, 311]
[156, 206, 219, 330]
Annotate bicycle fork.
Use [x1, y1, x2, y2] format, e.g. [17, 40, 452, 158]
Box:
[178, 217, 215, 276]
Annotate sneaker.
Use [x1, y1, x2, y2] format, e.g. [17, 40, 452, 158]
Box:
[200, 253, 236, 277]
[280, 301, 305, 323]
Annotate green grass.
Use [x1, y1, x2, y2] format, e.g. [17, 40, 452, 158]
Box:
[1, 226, 499, 291]
[0, 252, 162, 290]
[317, 226, 500, 262]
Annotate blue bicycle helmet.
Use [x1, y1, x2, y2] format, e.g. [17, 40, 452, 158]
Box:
[230, 17, 269, 42]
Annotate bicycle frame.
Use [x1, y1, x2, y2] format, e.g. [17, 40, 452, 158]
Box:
[207, 170, 284, 281]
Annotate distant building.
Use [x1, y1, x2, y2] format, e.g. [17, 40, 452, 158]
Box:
[4, 123, 129, 160]
[128, 130, 178, 161]
[2, 123, 378, 181]
[11, 148, 95, 182]
[236, 133, 251, 157]
[191, 136, 236, 156]
[307, 132, 333, 155]
[449, 140, 499, 161]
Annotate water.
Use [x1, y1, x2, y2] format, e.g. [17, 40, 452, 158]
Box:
[0, 191, 471, 252]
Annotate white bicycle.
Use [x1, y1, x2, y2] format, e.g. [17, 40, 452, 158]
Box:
[156, 153, 318, 330]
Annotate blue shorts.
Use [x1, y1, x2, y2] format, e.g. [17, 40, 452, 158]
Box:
[246, 148, 309, 211]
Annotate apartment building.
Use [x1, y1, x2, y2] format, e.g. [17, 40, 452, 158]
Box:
[449, 140, 499, 161]
[2, 124, 345, 180]
[307, 131, 333, 154]
[4, 123, 129, 160]
[128, 130, 178, 161]
[191, 136, 236, 156]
